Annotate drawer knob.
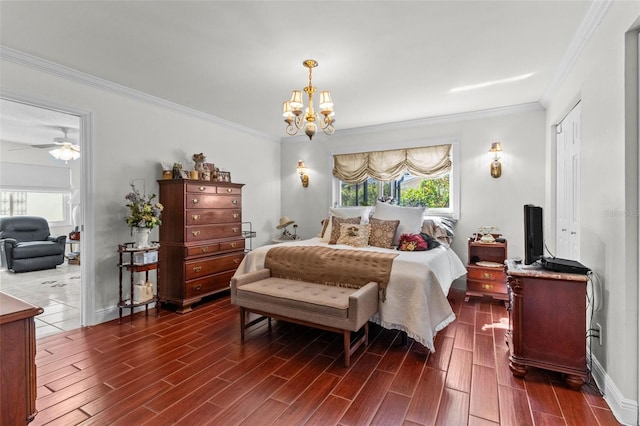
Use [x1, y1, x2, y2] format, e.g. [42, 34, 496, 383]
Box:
[234, 259, 240, 264]
[230, 242, 237, 248]
[192, 230, 201, 236]
[193, 266, 202, 273]
[483, 272, 493, 279]
[192, 198, 199, 204]
[199, 186, 206, 192]
[193, 284, 202, 291]
[231, 199, 238, 205]
[232, 227, 239, 233]
[482, 284, 493, 290]
[192, 214, 200, 221]
[233, 213, 239, 219]
[200, 247, 209, 253]
[226, 188, 233, 193]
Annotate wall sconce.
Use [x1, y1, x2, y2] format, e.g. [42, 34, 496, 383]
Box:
[297, 160, 309, 187]
[488, 142, 503, 178]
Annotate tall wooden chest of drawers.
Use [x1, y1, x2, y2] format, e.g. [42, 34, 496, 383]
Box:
[157, 180, 245, 313]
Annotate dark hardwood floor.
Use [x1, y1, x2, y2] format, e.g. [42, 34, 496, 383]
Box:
[31, 289, 620, 425]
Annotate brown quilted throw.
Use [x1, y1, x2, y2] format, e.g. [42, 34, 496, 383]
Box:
[264, 246, 398, 301]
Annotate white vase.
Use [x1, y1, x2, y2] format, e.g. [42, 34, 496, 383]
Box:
[133, 227, 151, 248]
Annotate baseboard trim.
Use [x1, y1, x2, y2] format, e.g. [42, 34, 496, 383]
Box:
[590, 352, 638, 425]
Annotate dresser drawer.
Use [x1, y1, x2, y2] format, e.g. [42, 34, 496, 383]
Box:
[185, 253, 244, 280]
[184, 240, 244, 257]
[467, 266, 506, 282]
[467, 279, 508, 295]
[186, 224, 242, 242]
[186, 209, 241, 225]
[186, 183, 218, 194]
[186, 194, 241, 209]
[220, 239, 244, 252]
[185, 243, 220, 258]
[184, 270, 236, 298]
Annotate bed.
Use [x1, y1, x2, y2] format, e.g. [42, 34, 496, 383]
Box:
[234, 205, 467, 352]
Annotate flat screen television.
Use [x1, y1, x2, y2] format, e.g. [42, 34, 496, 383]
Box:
[524, 204, 544, 265]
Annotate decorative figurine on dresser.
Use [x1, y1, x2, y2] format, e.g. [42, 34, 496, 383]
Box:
[157, 179, 245, 313]
[465, 227, 508, 303]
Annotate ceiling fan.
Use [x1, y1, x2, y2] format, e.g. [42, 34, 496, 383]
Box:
[31, 127, 80, 162]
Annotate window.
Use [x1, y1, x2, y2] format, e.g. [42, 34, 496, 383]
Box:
[0, 162, 73, 226]
[333, 143, 459, 218]
[339, 173, 450, 207]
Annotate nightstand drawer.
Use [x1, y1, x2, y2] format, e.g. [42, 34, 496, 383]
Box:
[467, 266, 506, 282]
[467, 279, 508, 295]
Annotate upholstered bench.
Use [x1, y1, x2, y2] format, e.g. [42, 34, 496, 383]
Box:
[230, 268, 379, 367]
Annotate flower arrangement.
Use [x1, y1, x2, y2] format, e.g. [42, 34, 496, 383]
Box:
[124, 184, 163, 229]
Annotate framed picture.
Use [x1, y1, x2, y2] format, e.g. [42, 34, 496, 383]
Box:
[218, 171, 231, 182]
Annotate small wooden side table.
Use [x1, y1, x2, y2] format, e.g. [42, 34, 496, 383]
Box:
[117, 242, 160, 323]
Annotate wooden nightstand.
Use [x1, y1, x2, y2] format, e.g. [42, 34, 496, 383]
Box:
[465, 236, 508, 303]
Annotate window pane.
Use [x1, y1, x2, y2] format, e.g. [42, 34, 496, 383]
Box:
[0, 191, 66, 221]
[398, 174, 450, 208]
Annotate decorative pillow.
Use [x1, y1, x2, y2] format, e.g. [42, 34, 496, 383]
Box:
[422, 216, 456, 244]
[369, 217, 400, 249]
[318, 218, 330, 238]
[336, 223, 371, 247]
[330, 206, 372, 223]
[397, 232, 441, 251]
[328, 216, 361, 244]
[372, 201, 425, 245]
[320, 206, 372, 242]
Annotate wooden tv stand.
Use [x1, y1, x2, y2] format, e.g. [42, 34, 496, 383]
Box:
[505, 260, 589, 390]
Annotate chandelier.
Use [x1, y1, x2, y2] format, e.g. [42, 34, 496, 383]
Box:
[282, 59, 335, 140]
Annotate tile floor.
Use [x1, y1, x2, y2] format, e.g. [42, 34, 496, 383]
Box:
[0, 262, 81, 339]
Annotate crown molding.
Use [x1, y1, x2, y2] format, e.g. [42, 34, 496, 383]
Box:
[0, 46, 279, 142]
[282, 102, 544, 143]
[539, 0, 612, 107]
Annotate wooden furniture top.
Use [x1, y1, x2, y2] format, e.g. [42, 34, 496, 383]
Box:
[0, 292, 43, 325]
[505, 260, 589, 282]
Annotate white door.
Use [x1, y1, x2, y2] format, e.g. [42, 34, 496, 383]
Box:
[556, 102, 581, 259]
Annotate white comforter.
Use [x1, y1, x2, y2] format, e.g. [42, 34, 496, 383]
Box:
[233, 237, 467, 352]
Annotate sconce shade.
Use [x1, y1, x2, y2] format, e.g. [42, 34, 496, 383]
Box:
[489, 142, 503, 154]
[297, 160, 306, 171]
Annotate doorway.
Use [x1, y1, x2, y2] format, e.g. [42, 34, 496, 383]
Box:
[0, 96, 93, 337]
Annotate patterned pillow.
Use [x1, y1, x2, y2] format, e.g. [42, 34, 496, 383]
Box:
[329, 216, 361, 244]
[369, 217, 400, 249]
[336, 223, 371, 247]
[372, 201, 424, 245]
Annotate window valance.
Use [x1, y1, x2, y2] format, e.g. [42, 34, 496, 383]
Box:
[332, 144, 452, 184]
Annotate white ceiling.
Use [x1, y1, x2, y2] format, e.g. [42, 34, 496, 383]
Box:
[0, 1, 596, 143]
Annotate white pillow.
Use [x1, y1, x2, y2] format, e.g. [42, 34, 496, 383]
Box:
[320, 206, 373, 242]
[372, 201, 424, 245]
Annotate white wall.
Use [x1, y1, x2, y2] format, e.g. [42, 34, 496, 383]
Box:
[544, 2, 639, 424]
[281, 106, 546, 273]
[1, 58, 281, 323]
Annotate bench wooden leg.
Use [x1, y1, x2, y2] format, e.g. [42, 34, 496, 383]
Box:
[343, 323, 370, 368]
[240, 307, 246, 342]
